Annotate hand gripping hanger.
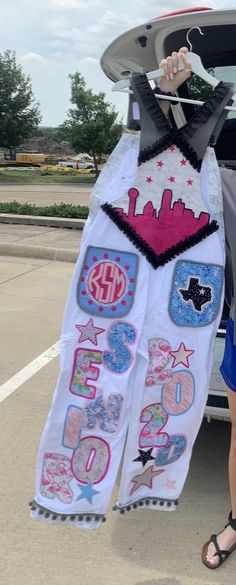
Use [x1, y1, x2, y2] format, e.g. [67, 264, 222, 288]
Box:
[112, 26, 236, 112]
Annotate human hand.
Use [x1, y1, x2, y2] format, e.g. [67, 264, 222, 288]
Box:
[157, 47, 191, 94]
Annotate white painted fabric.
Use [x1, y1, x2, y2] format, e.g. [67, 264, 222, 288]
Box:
[31, 80, 230, 531]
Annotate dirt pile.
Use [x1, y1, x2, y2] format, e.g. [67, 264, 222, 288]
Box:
[19, 137, 76, 156]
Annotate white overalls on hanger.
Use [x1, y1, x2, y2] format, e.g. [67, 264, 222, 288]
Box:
[30, 74, 233, 530]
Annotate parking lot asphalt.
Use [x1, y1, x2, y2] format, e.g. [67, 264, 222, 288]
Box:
[0, 183, 92, 206]
[0, 185, 235, 583]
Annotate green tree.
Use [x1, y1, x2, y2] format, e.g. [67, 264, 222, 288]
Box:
[60, 72, 123, 175]
[0, 50, 41, 155]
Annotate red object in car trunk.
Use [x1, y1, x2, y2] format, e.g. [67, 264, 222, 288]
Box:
[157, 7, 212, 19]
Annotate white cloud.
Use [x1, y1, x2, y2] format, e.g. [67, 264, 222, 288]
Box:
[21, 52, 47, 65]
[50, 0, 101, 8]
[87, 10, 142, 36]
[48, 16, 71, 34]
[47, 39, 69, 50]
[81, 57, 99, 65]
[49, 10, 141, 43]
[46, 10, 142, 60]
[1, 0, 236, 125]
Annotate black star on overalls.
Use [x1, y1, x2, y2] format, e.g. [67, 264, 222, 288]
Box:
[133, 448, 156, 467]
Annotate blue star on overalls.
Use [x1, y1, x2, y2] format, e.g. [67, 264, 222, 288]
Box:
[76, 483, 100, 504]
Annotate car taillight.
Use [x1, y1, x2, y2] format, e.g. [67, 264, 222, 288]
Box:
[156, 7, 212, 19]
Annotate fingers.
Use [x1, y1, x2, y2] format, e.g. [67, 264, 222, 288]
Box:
[171, 52, 179, 74]
[157, 46, 191, 93]
[166, 56, 175, 80]
[178, 46, 189, 54]
[159, 52, 178, 80]
[159, 56, 171, 81]
[159, 48, 190, 81]
[177, 47, 191, 72]
[180, 51, 191, 71]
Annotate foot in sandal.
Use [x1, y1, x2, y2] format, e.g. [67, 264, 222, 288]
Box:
[201, 513, 236, 568]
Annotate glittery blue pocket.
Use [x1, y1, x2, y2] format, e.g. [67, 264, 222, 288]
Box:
[169, 260, 223, 327]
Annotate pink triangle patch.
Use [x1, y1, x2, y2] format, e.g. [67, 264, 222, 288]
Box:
[102, 188, 218, 268]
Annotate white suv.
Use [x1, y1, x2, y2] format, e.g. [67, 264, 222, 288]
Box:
[101, 7, 236, 421]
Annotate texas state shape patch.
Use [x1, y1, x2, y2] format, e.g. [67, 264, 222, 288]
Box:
[77, 246, 139, 318]
[169, 260, 223, 327]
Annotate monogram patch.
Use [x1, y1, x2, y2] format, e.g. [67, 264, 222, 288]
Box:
[77, 247, 139, 317]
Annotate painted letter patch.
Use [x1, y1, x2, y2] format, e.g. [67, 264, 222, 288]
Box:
[40, 453, 74, 503]
[169, 260, 223, 327]
[77, 247, 138, 317]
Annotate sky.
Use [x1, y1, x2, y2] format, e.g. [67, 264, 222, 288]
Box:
[0, 0, 235, 126]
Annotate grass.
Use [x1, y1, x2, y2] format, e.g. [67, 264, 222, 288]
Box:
[0, 201, 89, 219]
[0, 168, 96, 184]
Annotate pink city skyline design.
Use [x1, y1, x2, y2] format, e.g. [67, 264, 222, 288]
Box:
[114, 187, 210, 255]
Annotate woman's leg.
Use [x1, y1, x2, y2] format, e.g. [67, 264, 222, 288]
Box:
[228, 387, 236, 517]
[205, 386, 236, 566]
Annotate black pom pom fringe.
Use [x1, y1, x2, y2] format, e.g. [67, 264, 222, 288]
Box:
[138, 131, 203, 171]
[129, 73, 170, 133]
[113, 497, 178, 514]
[130, 74, 231, 171]
[101, 203, 219, 269]
[183, 81, 232, 137]
[28, 500, 106, 524]
[130, 75, 229, 142]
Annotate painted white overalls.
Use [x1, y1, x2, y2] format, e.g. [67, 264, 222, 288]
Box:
[30, 75, 232, 530]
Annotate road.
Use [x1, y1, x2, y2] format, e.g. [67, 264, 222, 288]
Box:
[0, 184, 92, 207]
[0, 253, 234, 585]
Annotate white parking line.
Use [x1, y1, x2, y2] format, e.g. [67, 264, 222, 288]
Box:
[0, 342, 60, 403]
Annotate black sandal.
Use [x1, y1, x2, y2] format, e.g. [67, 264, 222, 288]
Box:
[201, 512, 236, 569]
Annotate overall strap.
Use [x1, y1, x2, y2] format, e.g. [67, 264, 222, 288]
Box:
[181, 81, 234, 162]
[129, 73, 171, 158]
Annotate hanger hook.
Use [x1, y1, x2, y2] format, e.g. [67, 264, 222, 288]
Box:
[186, 26, 204, 52]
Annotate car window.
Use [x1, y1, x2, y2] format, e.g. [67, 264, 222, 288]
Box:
[184, 66, 236, 119]
[176, 66, 236, 164]
[164, 23, 236, 121]
[214, 66, 236, 119]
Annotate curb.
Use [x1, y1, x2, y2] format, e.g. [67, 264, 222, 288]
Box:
[0, 242, 78, 263]
[0, 213, 86, 230]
